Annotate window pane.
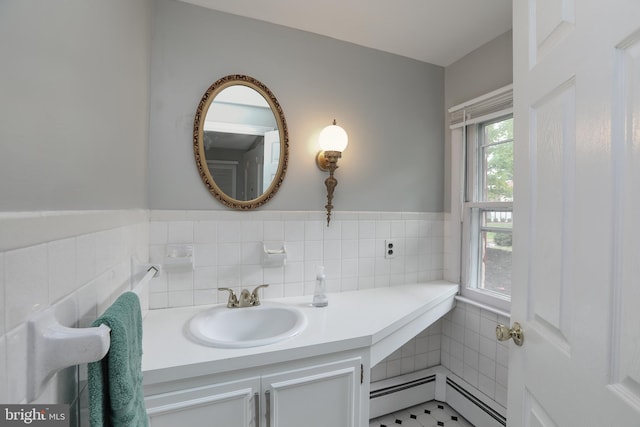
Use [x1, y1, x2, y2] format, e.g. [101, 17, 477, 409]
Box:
[482, 118, 513, 202]
[484, 117, 513, 144]
[479, 229, 512, 297]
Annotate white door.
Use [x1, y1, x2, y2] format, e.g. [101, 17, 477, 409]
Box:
[262, 130, 280, 193]
[509, 1, 640, 425]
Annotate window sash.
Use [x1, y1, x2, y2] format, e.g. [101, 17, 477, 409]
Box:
[460, 115, 513, 312]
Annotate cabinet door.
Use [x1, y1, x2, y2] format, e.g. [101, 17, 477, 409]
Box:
[262, 357, 362, 427]
[145, 377, 261, 427]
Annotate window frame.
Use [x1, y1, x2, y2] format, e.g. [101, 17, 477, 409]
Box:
[460, 115, 513, 312]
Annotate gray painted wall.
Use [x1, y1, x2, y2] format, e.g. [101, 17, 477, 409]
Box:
[148, 0, 444, 212]
[0, 0, 151, 211]
[443, 30, 513, 212]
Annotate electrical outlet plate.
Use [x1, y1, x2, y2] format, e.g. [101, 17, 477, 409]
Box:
[384, 239, 396, 259]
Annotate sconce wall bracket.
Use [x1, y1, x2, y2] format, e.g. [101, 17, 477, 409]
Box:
[316, 150, 342, 172]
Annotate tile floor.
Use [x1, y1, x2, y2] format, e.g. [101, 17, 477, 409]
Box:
[369, 400, 474, 427]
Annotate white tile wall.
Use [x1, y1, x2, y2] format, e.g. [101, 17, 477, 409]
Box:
[148, 211, 445, 309]
[1, 208, 510, 424]
[0, 211, 149, 410]
[371, 319, 443, 383]
[440, 301, 509, 408]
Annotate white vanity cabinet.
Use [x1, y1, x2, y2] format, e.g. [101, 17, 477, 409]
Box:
[145, 376, 261, 427]
[260, 356, 363, 427]
[144, 353, 367, 427]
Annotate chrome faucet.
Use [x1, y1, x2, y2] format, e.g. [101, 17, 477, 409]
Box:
[218, 284, 269, 308]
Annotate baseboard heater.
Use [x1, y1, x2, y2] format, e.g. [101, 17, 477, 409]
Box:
[370, 375, 436, 399]
[369, 368, 506, 427]
[446, 377, 506, 426]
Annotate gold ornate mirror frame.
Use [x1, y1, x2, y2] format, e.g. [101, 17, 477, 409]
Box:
[194, 74, 289, 209]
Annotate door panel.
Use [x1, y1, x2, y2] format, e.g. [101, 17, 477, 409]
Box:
[611, 32, 640, 411]
[511, 0, 640, 425]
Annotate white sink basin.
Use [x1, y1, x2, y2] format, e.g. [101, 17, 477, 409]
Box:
[185, 302, 307, 348]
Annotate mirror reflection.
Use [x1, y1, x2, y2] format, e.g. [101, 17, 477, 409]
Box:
[194, 75, 288, 209]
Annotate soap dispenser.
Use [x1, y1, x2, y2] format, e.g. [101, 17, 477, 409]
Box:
[312, 266, 328, 307]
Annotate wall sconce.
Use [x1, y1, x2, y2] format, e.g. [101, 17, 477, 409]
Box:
[316, 119, 348, 226]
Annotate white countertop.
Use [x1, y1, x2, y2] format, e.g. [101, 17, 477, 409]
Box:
[141, 281, 458, 385]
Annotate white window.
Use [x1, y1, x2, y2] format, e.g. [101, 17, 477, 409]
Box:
[449, 85, 513, 312]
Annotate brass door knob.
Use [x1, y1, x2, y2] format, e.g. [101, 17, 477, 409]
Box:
[496, 322, 524, 346]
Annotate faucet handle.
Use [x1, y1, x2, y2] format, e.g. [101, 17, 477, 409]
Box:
[218, 288, 239, 308]
[250, 284, 269, 306]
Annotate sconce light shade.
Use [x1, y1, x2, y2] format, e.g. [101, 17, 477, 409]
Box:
[318, 121, 348, 152]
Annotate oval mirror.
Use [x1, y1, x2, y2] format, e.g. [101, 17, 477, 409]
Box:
[194, 75, 289, 209]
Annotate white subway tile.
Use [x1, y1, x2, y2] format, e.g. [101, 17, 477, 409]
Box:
[341, 276, 358, 291]
[195, 243, 218, 267]
[463, 364, 479, 388]
[241, 242, 262, 265]
[371, 364, 387, 382]
[496, 364, 509, 387]
[284, 241, 304, 262]
[0, 336, 7, 402]
[341, 240, 358, 259]
[217, 221, 240, 243]
[464, 308, 480, 334]
[6, 324, 27, 403]
[400, 357, 415, 374]
[5, 245, 48, 330]
[358, 221, 375, 239]
[217, 265, 241, 287]
[358, 239, 375, 258]
[48, 238, 78, 304]
[375, 221, 391, 239]
[284, 221, 305, 241]
[149, 292, 168, 309]
[449, 355, 464, 378]
[478, 373, 496, 400]
[193, 289, 218, 306]
[323, 221, 341, 240]
[464, 329, 480, 352]
[341, 221, 358, 240]
[241, 220, 263, 242]
[263, 266, 284, 286]
[496, 342, 509, 367]
[167, 290, 193, 308]
[304, 241, 322, 261]
[240, 264, 263, 286]
[194, 267, 217, 290]
[167, 221, 194, 244]
[194, 221, 218, 243]
[283, 281, 304, 297]
[263, 220, 284, 241]
[495, 383, 508, 408]
[391, 220, 405, 238]
[149, 221, 168, 245]
[263, 283, 284, 299]
[283, 262, 303, 284]
[76, 233, 96, 288]
[386, 359, 401, 378]
[479, 336, 497, 359]
[479, 354, 496, 380]
[323, 240, 341, 260]
[218, 243, 241, 266]
[427, 350, 440, 367]
[463, 347, 479, 370]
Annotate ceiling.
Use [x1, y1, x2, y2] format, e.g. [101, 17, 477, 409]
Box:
[178, 0, 512, 67]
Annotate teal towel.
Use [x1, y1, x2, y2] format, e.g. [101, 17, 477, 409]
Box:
[88, 292, 148, 427]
